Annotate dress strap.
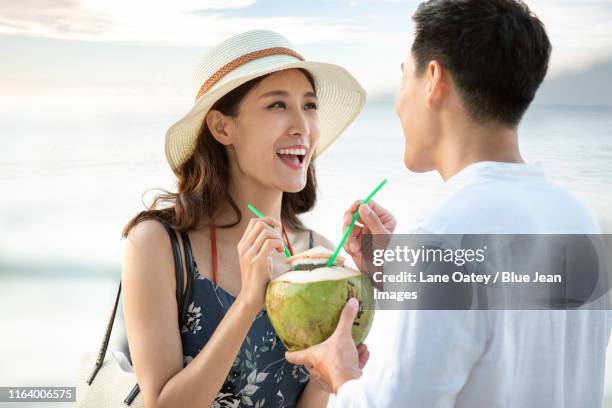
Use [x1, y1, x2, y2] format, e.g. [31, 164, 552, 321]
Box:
[282, 226, 294, 256]
[308, 229, 314, 249]
[210, 221, 219, 285]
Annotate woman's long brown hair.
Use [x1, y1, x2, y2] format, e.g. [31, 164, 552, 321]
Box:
[122, 69, 317, 237]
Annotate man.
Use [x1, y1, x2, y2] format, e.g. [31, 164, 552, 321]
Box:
[286, 0, 610, 407]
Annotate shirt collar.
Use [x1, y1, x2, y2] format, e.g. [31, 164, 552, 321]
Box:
[445, 160, 545, 189]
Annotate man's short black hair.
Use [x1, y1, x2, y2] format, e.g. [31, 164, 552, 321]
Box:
[412, 0, 552, 126]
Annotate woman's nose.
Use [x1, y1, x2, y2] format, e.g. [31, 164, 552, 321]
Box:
[288, 109, 310, 138]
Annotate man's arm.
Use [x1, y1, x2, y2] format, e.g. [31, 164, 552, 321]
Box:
[288, 306, 487, 407]
[336, 309, 488, 407]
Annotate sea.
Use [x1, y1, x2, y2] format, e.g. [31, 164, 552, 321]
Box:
[1, 95, 611, 406]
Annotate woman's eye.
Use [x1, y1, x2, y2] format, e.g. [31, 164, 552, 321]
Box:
[305, 102, 318, 110]
[268, 101, 286, 109]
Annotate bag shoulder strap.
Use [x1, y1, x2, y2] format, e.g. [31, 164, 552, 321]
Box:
[86, 218, 194, 407]
[179, 231, 195, 325]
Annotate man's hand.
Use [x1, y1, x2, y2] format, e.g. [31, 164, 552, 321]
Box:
[343, 199, 397, 271]
[285, 298, 370, 394]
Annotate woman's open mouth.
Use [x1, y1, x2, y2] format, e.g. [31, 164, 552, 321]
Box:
[276, 147, 307, 170]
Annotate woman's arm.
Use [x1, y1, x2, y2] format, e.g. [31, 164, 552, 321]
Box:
[296, 380, 330, 408]
[122, 218, 283, 408]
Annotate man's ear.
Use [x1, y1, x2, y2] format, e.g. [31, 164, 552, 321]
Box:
[425, 60, 447, 109]
[206, 110, 233, 145]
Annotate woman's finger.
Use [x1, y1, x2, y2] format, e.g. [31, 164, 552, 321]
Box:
[238, 217, 259, 252]
[243, 222, 278, 260]
[251, 227, 283, 256]
[257, 238, 285, 260]
[240, 217, 281, 252]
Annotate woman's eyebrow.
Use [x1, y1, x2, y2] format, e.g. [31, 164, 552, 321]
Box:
[259, 90, 287, 99]
[258, 90, 317, 99]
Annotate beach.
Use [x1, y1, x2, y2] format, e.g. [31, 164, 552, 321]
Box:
[1, 96, 611, 405]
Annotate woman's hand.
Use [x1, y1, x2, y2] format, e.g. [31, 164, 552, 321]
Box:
[237, 216, 286, 310]
[343, 199, 397, 271]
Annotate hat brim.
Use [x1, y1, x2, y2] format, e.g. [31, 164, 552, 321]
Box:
[165, 57, 366, 173]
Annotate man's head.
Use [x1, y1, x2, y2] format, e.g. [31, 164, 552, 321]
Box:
[395, 0, 551, 172]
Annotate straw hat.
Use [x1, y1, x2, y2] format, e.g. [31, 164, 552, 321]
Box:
[164, 29, 366, 173]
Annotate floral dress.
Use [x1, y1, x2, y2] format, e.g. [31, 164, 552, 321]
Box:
[180, 227, 314, 408]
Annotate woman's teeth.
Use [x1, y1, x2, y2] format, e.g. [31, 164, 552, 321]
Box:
[276, 148, 307, 155]
[276, 148, 306, 165]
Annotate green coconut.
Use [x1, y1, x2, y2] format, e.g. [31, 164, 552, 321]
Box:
[265, 246, 375, 352]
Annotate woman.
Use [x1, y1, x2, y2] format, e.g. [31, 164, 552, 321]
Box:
[121, 30, 365, 407]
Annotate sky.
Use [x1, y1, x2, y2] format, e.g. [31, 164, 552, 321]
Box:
[1, 0, 612, 98]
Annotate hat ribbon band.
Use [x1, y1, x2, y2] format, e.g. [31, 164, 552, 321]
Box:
[195, 47, 304, 101]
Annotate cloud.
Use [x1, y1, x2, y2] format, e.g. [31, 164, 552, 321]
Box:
[0, 0, 113, 36]
[0, 0, 388, 46]
[0, 0, 258, 42]
[3, 0, 611, 97]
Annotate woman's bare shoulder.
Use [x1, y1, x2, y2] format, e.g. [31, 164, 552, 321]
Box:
[125, 219, 170, 251]
[122, 219, 177, 290]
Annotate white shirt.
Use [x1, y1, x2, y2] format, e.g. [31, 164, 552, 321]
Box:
[334, 161, 611, 408]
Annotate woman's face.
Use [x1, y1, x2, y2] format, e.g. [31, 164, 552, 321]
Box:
[224, 69, 320, 193]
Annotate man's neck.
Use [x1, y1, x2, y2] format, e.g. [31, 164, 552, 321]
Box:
[436, 120, 523, 181]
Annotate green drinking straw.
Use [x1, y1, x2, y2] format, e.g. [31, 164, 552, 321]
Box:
[247, 204, 292, 258]
[326, 178, 388, 267]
